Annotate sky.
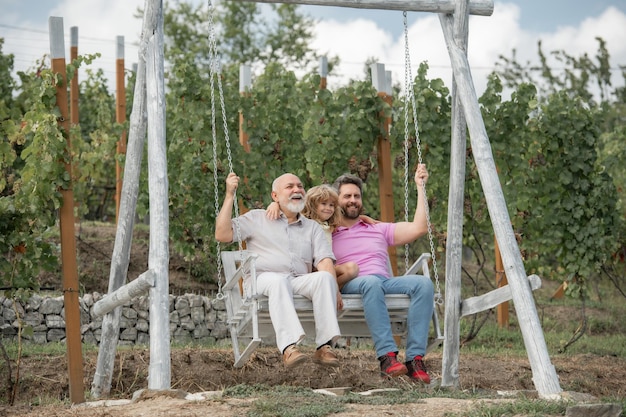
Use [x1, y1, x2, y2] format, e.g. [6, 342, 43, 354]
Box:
[1, 0, 625, 98]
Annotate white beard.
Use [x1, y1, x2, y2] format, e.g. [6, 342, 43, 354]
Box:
[286, 200, 305, 213]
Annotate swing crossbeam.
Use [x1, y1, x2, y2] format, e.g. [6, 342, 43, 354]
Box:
[222, 250, 444, 368]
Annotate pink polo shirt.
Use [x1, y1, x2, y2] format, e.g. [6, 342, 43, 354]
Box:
[332, 220, 396, 278]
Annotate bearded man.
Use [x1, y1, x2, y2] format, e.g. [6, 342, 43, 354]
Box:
[215, 172, 342, 369]
[331, 164, 434, 384]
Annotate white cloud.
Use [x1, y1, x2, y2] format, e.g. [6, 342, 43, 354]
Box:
[312, 2, 626, 97]
[2, 0, 624, 99]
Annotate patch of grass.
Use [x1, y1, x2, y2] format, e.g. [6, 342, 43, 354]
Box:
[1, 341, 98, 358]
[226, 385, 346, 417]
[443, 397, 568, 417]
[224, 384, 490, 417]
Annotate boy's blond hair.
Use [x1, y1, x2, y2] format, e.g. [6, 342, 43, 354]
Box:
[302, 185, 341, 230]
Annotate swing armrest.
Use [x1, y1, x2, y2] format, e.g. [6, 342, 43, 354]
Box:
[404, 253, 432, 277]
[222, 251, 258, 292]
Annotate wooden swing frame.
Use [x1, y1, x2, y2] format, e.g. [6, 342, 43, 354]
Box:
[91, 0, 563, 401]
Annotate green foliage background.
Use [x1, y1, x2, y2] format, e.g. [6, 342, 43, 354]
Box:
[0, 3, 624, 302]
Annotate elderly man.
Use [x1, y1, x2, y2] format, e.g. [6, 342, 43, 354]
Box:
[332, 164, 434, 383]
[215, 172, 342, 368]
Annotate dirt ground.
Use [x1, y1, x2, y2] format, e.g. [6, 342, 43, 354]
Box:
[0, 347, 624, 417]
[3, 222, 622, 416]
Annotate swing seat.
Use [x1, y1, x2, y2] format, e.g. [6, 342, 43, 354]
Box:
[221, 250, 444, 368]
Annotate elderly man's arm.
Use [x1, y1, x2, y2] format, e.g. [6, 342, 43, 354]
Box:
[215, 172, 239, 242]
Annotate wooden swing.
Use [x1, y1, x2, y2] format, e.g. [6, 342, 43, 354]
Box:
[209, 8, 445, 368]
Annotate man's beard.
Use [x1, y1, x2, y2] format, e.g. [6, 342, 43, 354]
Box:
[285, 195, 305, 213]
[341, 204, 362, 219]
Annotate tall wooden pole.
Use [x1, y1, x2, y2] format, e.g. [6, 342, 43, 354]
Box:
[116, 36, 127, 223]
[146, 0, 171, 389]
[48, 16, 85, 405]
[440, 0, 468, 389]
[319, 56, 327, 90]
[70, 27, 79, 125]
[70, 26, 80, 224]
[371, 63, 398, 275]
[239, 64, 251, 153]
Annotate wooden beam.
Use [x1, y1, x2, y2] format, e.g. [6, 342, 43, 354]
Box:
[238, 0, 494, 15]
[92, 271, 154, 317]
[460, 275, 541, 317]
[49, 16, 85, 405]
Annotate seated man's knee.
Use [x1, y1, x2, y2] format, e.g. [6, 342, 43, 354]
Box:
[411, 275, 434, 294]
[347, 262, 359, 278]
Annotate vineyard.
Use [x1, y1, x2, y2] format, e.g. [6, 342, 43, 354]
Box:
[1, 2, 626, 413]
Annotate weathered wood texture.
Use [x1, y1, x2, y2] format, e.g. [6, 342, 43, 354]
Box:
[238, 0, 494, 15]
[441, 0, 468, 391]
[146, 0, 171, 390]
[439, 12, 562, 398]
[92, 271, 155, 318]
[91, 0, 152, 399]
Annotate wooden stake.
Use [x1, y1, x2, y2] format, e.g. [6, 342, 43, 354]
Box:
[319, 56, 327, 90]
[494, 236, 509, 328]
[70, 27, 79, 126]
[371, 63, 398, 275]
[49, 16, 85, 405]
[239, 65, 251, 153]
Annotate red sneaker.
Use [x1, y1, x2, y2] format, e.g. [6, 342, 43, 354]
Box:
[406, 355, 430, 384]
[378, 352, 408, 378]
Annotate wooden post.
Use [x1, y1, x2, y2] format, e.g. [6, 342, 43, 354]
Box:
[440, 0, 469, 390]
[239, 64, 251, 153]
[319, 56, 327, 90]
[371, 63, 398, 275]
[146, 0, 171, 389]
[91, 0, 152, 400]
[48, 16, 85, 405]
[70, 27, 79, 125]
[439, 13, 562, 398]
[70, 26, 80, 224]
[115, 36, 127, 223]
[494, 236, 509, 327]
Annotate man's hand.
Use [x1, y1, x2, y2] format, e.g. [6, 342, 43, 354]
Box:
[415, 163, 429, 187]
[336, 291, 344, 311]
[226, 172, 240, 196]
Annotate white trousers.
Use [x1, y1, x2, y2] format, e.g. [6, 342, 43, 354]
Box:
[256, 270, 341, 353]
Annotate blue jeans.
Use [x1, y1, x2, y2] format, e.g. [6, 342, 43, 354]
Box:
[341, 274, 434, 359]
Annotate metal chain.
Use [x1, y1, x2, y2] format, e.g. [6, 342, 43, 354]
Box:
[207, 0, 242, 300]
[403, 12, 443, 305]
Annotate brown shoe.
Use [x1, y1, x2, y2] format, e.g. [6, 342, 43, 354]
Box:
[312, 345, 339, 367]
[283, 345, 307, 368]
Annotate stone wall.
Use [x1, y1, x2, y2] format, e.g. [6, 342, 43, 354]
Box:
[0, 293, 229, 346]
